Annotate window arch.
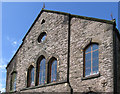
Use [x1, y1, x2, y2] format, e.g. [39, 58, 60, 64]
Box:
[10, 72, 17, 91]
[27, 65, 34, 87]
[41, 19, 45, 24]
[48, 57, 57, 83]
[36, 55, 46, 85]
[84, 43, 99, 77]
[38, 32, 47, 43]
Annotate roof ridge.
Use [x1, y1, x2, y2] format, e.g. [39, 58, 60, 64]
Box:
[42, 9, 115, 24]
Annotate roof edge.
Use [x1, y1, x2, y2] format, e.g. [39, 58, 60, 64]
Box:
[22, 9, 44, 41]
[22, 9, 115, 42]
[71, 14, 114, 24]
[6, 42, 23, 69]
[43, 9, 114, 24]
[7, 9, 116, 69]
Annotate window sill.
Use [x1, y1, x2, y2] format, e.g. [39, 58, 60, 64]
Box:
[20, 80, 67, 91]
[9, 90, 17, 93]
[37, 41, 46, 45]
[81, 73, 100, 80]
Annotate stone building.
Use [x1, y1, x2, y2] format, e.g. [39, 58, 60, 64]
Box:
[6, 9, 120, 93]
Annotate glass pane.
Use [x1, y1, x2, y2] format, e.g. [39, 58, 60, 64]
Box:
[39, 72, 41, 84]
[85, 53, 91, 61]
[85, 60, 91, 68]
[93, 66, 98, 74]
[92, 44, 98, 51]
[51, 63, 54, 82]
[12, 75, 14, 90]
[51, 69, 54, 82]
[86, 46, 91, 53]
[12, 73, 16, 91]
[92, 58, 99, 67]
[51, 60, 57, 82]
[39, 58, 46, 84]
[92, 58, 99, 74]
[92, 50, 98, 59]
[13, 74, 16, 91]
[41, 34, 47, 42]
[31, 68, 34, 84]
[54, 61, 57, 80]
[85, 68, 91, 77]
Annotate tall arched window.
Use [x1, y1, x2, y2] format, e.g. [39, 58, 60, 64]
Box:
[48, 57, 57, 83]
[39, 58, 46, 84]
[36, 56, 46, 85]
[10, 72, 17, 91]
[27, 65, 34, 87]
[84, 43, 99, 77]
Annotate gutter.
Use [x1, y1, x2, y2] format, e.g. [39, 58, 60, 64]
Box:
[67, 13, 73, 94]
[113, 20, 117, 94]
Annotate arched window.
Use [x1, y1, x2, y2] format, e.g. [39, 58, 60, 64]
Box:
[84, 43, 99, 77]
[10, 72, 17, 91]
[27, 65, 34, 87]
[48, 57, 57, 83]
[38, 32, 47, 43]
[36, 56, 46, 85]
[41, 19, 45, 24]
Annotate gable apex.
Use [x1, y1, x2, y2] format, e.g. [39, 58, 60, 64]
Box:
[6, 9, 116, 69]
[22, 9, 115, 42]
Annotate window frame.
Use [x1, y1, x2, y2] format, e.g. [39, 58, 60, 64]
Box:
[10, 71, 17, 91]
[83, 43, 99, 77]
[41, 19, 45, 24]
[48, 57, 58, 83]
[37, 32, 47, 43]
[27, 65, 35, 87]
[36, 55, 46, 86]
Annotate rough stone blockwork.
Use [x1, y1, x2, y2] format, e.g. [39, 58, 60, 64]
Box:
[70, 17, 114, 92]
[5, 9, 120, 93]
[114, 28, 120, 93]
[6, 11, 69, 92]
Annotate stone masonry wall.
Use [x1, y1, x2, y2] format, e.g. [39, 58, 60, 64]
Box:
[7, 11, 69, 92]
[21, 83, 70, 93]
[6, 55, 17, 92]
[70, 17, 114, 92]
[6, 10, 116, 93]
[115, 30, 120, 93]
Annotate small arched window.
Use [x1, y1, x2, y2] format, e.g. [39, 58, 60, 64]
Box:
[84, 43, 99, 77]
[36, 56, 46, 85]
[27, 65, 34, 87]
[41, 19, 45, 24]
[48, 57, 57, 83]
[38, 32, 47, 43]
[10, 72, 17, 91]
